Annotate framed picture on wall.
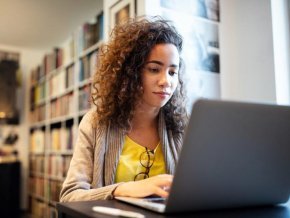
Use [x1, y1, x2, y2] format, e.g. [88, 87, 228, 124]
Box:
[110, 0, 135, 30]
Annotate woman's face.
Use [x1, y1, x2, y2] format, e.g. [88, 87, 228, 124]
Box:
[140, 43, 180, 109]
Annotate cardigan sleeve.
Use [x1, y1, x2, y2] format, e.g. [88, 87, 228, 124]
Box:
[59, 110, 122, 202]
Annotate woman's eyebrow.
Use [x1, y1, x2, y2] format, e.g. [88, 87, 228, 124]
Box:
[146, 60, 178, 68]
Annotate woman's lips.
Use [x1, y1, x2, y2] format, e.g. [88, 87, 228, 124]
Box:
[153, 91, 170, 98]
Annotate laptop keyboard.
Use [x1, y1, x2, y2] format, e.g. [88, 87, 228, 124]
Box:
[143, 197, 166, 204]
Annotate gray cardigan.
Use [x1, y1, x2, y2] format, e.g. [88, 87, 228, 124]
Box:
[59, 109, 183, 202]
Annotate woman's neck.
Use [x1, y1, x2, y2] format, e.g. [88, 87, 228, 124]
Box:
[127, 105, 160, 150]
[131, 105, 159, 130]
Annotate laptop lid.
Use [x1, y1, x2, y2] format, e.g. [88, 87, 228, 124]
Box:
[117, 99, 290, 213]
[165, 99, 290, 212]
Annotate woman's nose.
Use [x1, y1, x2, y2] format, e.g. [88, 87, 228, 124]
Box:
[158, 71, 171, 87]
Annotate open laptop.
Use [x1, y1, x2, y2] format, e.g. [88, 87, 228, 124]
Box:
[115, 99, 290, 213]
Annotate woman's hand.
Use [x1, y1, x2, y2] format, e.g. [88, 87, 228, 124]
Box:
[113, 174, 173, 198]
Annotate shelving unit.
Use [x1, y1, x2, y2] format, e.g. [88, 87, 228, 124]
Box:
[28, 11, 104, 218]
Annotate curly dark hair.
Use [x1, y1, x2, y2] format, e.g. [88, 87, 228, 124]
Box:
[91, 16, 188, 134]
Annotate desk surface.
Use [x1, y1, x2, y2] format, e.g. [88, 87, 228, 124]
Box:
[57, 199, 290, 218]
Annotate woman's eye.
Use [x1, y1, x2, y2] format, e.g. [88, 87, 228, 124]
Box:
[148, 67, 160, 73]
[169, 71, 177, 76]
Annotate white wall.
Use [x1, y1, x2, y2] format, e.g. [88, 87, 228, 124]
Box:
[271, 0, 290, 105]
[0, 44, 45, 209]
[220, 0, 276, 103]
[105, 0, 279, 105]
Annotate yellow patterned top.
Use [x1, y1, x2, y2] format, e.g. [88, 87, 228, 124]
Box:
[115, 135, 166, 183]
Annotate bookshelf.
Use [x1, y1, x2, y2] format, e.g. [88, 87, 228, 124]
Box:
[28, 11, 104, 218]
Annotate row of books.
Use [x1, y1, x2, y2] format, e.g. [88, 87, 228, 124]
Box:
[31, 83, 91, 123]
[29, 180, 62, 203]
[37, 59, 91, 104]
[30, 44, 94, 107]
[30, 154, 72, 179]
[49, 127, 74, 152]
[31, 47, 97, 104]
[30, 129, 45, 153]
[50, 92, 74, 119]
[49, 69, 66, 98]
[30, 198, 47, 218]
[78, 12, 104, 52]
[30, 155, 45, 174]
[29, 176, 45, 197]
[62, 35, 75, 66]
[48, 206, 58, 218]
[30, 102, 46, 123]
[29, 176, 65, 201]
[30, 65, 44, 86]
[30, 11, 103, 86]
[30, 88, 90, 123]
[29, 188, 58, 218]
[79, 50, 98, 81]
[47, 180, 63, 203]
[44, 48, 63, 75]
[29, 39, 75, 87]
[49, 64, 75, 98]
[30, 126, 75, 153]
[79, 85, 92, 111]
[30, 48, 64, 84]
[49, 64, 76, 98]
[48, 155, 72, 178]
[66, 64, 75, 89]
[33, 81, 46, 106]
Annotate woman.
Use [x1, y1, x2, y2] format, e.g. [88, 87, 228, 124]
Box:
[60, 16, 188, 202]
